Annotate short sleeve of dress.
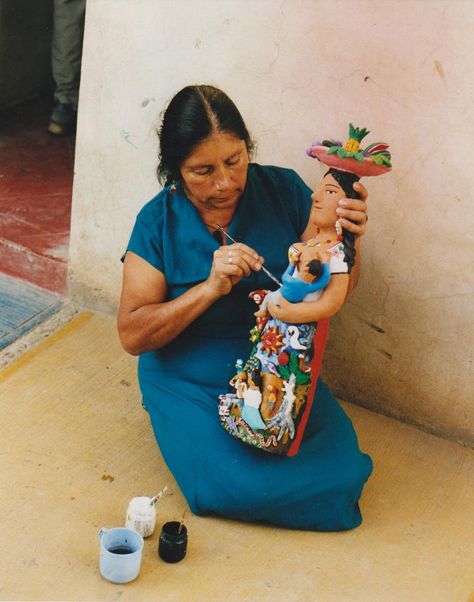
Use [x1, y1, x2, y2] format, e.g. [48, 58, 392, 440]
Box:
[328, 243, 349, 274]
[122, 193, 166, 273]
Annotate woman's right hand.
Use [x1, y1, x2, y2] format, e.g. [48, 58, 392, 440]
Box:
[205, 242, 264, 296]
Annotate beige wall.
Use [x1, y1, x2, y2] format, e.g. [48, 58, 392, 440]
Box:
[70, 0, 474, 445]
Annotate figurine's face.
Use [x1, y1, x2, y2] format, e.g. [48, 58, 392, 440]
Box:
[311, 173, 346, 228]
[180, 132, 249, 212]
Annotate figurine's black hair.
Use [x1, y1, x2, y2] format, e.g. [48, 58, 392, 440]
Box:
[307, 259, 323, 279]
[157, 85, 254, 186]
[325, 168, 361, 272]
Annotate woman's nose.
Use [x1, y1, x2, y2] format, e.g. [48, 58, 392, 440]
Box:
[214, 166, 231, 190]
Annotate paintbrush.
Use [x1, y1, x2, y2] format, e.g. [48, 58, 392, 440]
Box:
[216, 225, 282, 287]
[150, 485, 168, 506]
[178, 510, 186, 534]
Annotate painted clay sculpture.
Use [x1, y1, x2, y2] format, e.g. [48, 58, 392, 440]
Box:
[218, 124, 391, 455]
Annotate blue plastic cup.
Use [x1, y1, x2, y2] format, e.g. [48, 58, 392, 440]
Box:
[98, 527, 144, 584]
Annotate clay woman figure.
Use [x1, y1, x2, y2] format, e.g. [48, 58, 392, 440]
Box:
[219, 124, 391, 456]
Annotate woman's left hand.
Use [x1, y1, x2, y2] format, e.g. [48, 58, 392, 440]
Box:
[336, 181, 369, 238]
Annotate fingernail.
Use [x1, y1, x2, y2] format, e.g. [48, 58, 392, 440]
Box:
[336, 208, 344, 215]
[338, 199, 348, 206]
[255, 262, 262, 270]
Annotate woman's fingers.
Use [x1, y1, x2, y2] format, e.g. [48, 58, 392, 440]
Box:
[337, 196, 368, 237]
[353, 181, 368, 202]
[217, 243, 263, 275]
[217, 248, 252, 278]
[337, 215, 367, 236]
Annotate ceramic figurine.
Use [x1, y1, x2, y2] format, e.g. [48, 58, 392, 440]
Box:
[218, 124, 391, 455]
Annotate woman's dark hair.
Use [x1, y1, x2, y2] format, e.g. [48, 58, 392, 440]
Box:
[325, 168, 361, 272]
[157, 85, 254, 185]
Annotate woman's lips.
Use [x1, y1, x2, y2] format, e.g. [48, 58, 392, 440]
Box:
[212, 193, 235, 201]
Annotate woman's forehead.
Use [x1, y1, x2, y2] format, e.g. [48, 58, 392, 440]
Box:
[184, 133, 245, 166]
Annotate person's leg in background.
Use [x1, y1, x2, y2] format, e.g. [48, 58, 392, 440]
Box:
[48, 0, 86, 136]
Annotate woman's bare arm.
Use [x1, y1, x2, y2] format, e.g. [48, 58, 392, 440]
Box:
[117, 252, 221, 355]
[118, 243, 263, 355]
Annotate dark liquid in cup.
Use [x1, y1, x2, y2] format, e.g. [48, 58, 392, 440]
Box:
[108, 545, 133, 555]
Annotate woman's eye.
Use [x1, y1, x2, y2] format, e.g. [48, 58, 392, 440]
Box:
[194, 168, 211, 176]
[226, 157, 239, 167]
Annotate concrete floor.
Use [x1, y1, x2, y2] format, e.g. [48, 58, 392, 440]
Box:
[0, 312, 473, 602]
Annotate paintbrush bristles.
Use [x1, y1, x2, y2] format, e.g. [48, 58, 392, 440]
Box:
[178, 510, 186, 534]
[150, 485, 168, 506]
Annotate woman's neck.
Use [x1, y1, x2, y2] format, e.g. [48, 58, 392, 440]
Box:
[200, 210, 234, 230]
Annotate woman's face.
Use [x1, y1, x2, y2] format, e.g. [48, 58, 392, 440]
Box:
[310, 173, 346, 228]
[180, 132, 249, 212]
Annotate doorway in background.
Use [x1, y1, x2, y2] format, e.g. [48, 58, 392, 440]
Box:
[0, 95, 74, 350]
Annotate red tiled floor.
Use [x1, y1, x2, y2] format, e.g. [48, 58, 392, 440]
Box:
[0, 96, 74, 294]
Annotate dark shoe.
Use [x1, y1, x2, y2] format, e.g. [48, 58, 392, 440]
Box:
[47, 103, 77, 136]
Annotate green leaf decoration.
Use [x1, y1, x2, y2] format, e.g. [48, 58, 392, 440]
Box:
[288, 353, 299, 373]
[355, 152, 365, 162]
[371, 155, 391, 167]
[327, 146, 339, 155]
[290, 353, 311, 385]
[348, 123, 370, 142]
[248, 326, 261, 344]
[337, 147, 346, 158]
[295, 371, 311, 385]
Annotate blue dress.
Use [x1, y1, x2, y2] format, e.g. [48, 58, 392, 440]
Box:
[125, 164, 373, 531]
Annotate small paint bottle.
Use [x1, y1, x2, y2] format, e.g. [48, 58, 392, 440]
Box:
[125, 496, 156, 538]
[158, 521, 188, 563]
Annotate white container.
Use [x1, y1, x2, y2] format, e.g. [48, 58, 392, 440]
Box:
[125, 496, 156, 538]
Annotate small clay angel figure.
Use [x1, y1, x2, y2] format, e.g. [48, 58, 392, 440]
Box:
[219, 124, 391, 456]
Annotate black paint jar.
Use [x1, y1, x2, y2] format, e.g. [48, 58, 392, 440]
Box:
[158, 521, 188, 563]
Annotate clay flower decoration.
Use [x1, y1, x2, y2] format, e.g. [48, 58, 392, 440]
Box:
[306, 123, 391, 177]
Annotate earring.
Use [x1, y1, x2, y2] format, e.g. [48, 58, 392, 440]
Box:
[335, 219, 343, 241]
[170, 182, 177, 193]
